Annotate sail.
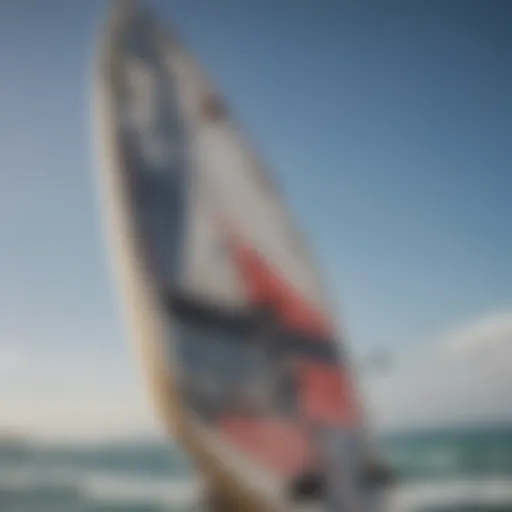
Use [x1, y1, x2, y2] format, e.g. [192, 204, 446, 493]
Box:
[93, 1, 381, 510]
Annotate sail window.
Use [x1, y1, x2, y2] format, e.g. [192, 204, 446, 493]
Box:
[167, 294, 342, 425]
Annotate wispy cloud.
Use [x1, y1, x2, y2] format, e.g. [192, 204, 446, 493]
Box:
[364, 309, 512, 431]
[0, 343, 24, 376]
[0, 385, 159, 442]
[0, 339, 159, 441]
[441, 310, 512, 357]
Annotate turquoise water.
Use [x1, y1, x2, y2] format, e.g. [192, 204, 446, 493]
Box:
[0, 441, 198, 511]
[383, 425, 512, 511]
[383, 425, 512, 480]
[1, 426, 512, 511]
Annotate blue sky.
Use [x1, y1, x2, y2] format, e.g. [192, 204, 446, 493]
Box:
[0, 0, 510, 437]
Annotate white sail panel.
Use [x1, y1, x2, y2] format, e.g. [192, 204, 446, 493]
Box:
[179, 173, 248, 308]
[124, 28, 249, 308]
[165, 40, 329, 312]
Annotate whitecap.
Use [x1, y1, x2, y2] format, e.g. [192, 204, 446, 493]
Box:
[388, 478, 512, 511]
[82, 473, 205, 507]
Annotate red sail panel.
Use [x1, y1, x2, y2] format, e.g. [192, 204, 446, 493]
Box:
[218, 416, 314, 477]
[229, 236, 333, 339]
[299, 363, 360, 427]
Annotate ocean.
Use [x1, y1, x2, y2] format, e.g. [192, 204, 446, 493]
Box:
[1, 425, 512, 511]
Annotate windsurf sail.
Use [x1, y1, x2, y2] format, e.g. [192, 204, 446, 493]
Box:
[92, 1, 384, 510]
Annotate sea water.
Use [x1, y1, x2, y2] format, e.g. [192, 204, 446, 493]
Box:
[383, 425, 512, 511]
[0, 440, 202, 511]
[1, 425, 512, 511]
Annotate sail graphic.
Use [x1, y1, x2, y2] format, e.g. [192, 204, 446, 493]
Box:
[92, 1, 384, 510]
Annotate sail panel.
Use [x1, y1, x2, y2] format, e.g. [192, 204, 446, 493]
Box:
[108, 10, 189, 291]
[179, 173, 248, 308]
[165, 42, 330, 314]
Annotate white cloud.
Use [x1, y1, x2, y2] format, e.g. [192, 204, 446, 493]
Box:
[441, 310, 512, 357]
[363, 309, 512, 431]
[0, 340, 160, 441]
[0, 385, 160, 442]
[0, 343, 25, 376]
